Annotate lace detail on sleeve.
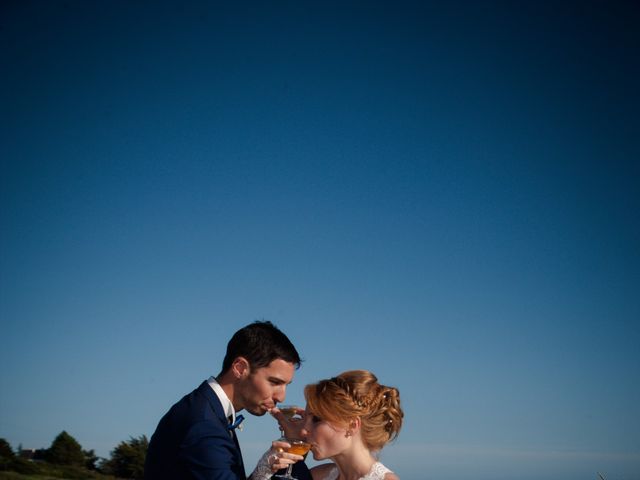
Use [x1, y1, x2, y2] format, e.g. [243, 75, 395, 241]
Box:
[249, 449, 274, 480]
[313, 461, 393, 480]
[363, 462, 393, 479]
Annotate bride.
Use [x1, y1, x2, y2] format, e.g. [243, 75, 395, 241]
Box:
[251, 370, 403, 480]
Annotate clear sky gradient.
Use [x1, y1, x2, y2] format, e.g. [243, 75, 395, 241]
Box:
[1, 2, 639, 480]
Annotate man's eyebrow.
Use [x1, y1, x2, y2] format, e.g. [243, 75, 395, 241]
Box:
[268, 376, 291, 385]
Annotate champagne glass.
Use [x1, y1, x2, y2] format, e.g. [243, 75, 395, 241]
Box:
[274, 438, 311, 480]
[278, 405, 302, 421]
[275, 405, 303, 435]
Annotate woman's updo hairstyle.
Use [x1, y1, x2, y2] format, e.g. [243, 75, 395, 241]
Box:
[304, 370, 403, 452]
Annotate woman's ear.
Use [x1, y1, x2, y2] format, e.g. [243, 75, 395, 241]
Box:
[347, 417, 362, 436]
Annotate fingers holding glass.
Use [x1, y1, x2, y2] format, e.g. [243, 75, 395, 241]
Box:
[273, 438, 310, 480]
[271, 405, 305, 438]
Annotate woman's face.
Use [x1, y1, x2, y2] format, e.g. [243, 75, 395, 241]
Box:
[301, 407, 351, 460]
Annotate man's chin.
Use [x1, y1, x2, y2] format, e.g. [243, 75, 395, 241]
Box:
[248, 406, 269, 416]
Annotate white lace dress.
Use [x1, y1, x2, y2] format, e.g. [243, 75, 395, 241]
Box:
[320, 462, 393, 480]
[250, 450, 394, 480]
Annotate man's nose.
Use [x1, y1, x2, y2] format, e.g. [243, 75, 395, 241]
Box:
[273, 386, 286, 403]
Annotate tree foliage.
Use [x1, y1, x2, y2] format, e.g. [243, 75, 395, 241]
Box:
[0, 438, 15, 459]
[101, 435, 148, 479]
[84, 448, 99, 470]
[46, 431, 85, 466]
[0, 438, 39, 475]
[1, 431, 149, 479]
[0, 438, 15, 472]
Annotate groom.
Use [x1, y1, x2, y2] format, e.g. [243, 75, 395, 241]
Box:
[144, 321, 311, 480]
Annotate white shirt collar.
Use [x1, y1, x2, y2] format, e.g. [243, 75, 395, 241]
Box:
[207, 376, 237, 424]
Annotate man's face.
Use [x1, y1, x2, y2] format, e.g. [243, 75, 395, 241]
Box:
[238, 358, 296, 416]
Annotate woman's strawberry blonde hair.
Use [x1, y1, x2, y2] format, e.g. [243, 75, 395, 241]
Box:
[304, 370, 403, 452]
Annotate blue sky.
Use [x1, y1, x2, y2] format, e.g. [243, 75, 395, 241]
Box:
[1, 2, 639, 479]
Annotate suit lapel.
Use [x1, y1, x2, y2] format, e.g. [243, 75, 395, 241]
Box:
[198, 381, 246, 477]
[230, 428, 245, 474]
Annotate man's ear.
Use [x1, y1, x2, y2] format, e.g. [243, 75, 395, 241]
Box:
[231, 357, 250, 379]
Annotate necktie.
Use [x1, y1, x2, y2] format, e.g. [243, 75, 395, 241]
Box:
[227, 414, 245, 431]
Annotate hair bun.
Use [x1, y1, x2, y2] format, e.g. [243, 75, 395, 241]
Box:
[307, 370, 403, 451]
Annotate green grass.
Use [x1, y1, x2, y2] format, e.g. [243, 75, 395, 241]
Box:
[0, 473, 118, 480]
[0, 469, 118, 480]
[0, 473, 62, 480]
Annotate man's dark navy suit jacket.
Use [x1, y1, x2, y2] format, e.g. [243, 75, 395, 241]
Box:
[144, 381, 311, 480]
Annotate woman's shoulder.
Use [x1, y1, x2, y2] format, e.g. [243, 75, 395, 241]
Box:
[383, 472, 399, 480]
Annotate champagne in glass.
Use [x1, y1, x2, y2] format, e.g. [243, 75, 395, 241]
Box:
[286, 440, 311, 456]
[274, 439, 311, 480]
